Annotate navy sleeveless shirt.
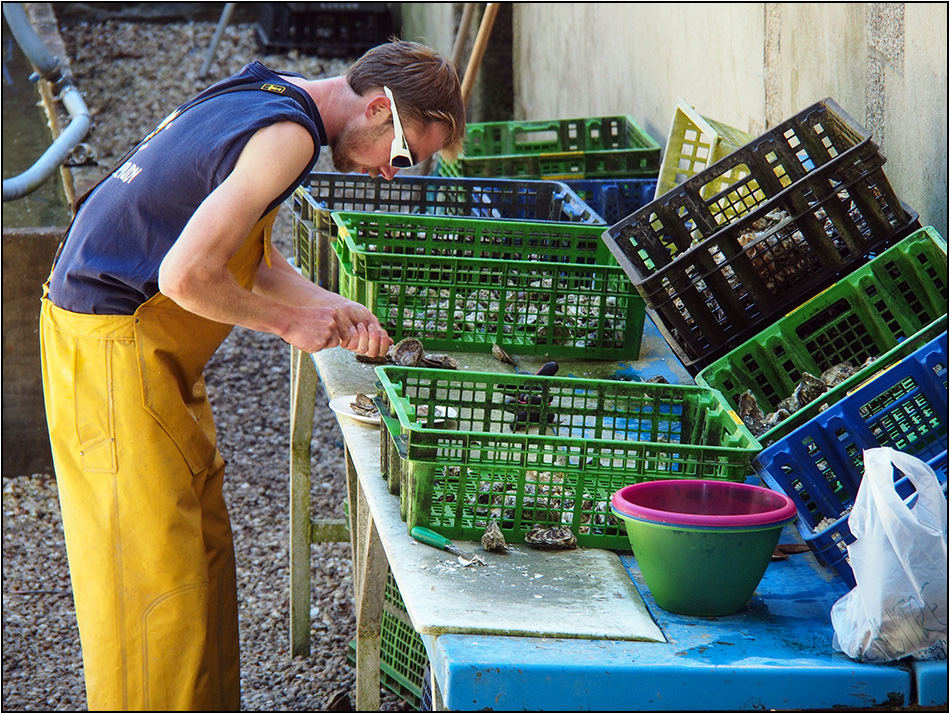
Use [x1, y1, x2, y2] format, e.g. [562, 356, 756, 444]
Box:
[49, 62, 327, 315]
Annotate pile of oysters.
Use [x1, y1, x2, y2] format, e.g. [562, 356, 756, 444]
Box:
[737, 360, 869, 437]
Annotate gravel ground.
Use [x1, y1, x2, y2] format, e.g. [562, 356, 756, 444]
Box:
[2, 17, 414, 712]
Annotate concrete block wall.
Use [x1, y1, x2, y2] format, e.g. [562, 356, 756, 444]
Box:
[401, 2, 948, 237]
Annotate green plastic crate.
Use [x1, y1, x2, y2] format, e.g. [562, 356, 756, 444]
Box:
[331, 212, 645, 359]
[695, 226, 948, 448]
[375, 367, 760, 550]
[291, 173, 605, 291]
[655, 98, 753, 199]
[346, 570, 427, 709]
[437, 115, 661, 180]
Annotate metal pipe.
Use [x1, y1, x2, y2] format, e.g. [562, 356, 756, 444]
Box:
[198, 2, 236, 80]
[3, 3, 91, 202]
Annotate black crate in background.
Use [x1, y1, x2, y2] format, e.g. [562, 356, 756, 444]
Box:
[256, 2, 394, 57]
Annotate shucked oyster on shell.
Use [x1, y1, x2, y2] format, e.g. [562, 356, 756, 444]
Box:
[389, 338, 424, 366]
[349, 393, 379, 417]
[355, 338, 457, 369]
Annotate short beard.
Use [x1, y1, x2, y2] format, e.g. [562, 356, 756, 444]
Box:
[330, 122, 384, 174]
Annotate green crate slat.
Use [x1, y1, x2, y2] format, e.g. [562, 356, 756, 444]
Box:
[331, 212, 645, 359]
[437, 115, 661, 180]
[376, 368, 760, 549]
[695, 226, 949, 448]
[345, 570, 427, 709]
[291, 174, 604, 291]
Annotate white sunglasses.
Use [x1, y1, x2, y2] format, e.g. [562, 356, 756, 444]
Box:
[383, 85, 414, 168]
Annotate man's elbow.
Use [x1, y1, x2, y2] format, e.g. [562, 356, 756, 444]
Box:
[158, 263, 207, 306]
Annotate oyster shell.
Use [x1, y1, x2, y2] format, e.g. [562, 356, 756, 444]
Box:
[524, 523, 577, 550]
[820, 361, 860, 386]
[491, 342, 518, 366]
[737, 390, 768, 436]
[349, 393, 378, 417]
[792, 372, 828, 408]
[421, 353, 458, 369]
[481, 520, 509, 553]
[389, 338, 424, 366]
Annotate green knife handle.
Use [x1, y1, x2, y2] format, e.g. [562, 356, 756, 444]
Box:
[410, 526, 452, 551]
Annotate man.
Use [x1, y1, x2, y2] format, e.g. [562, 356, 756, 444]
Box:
[40, 40, 466, 711]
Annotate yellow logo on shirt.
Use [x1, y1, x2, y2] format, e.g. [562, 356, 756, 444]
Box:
[261, 84, 286, 94]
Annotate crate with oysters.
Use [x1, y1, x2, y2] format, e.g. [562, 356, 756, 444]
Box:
[331, 211, 646, 359]
[602, 98, 921, 374]
[695, 227, 948, 447]
[375, 365, 760, 550]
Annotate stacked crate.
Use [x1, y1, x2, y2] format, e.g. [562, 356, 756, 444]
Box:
[292, 172, 626, 700]
[292, 173, 604, 292]
[602, 98, 921, 374]
[256, 3, 394, 58]
[438, 114, 663, 233]
[601, 97, 945, 585]
[375, 367, 761, 550]
[329, 211, 646, 358]
[346, 570, 428, 708]
[653, 98, 754, 200]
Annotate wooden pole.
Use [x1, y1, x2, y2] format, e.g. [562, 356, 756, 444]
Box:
[451, 3, 477, 71]
[460, 3, 500, 108]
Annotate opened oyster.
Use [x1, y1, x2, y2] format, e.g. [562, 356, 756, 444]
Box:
[389, 337, 424, 366]
[349, 393, 378, 418]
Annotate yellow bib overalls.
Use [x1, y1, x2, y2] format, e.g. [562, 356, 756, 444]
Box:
[40, 209, 277, 711]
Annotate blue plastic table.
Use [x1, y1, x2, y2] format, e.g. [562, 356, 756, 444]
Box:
[423, 527, 945, 711]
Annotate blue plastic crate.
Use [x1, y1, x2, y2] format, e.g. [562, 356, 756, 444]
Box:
[563, 178, 657, 224]
[754, 330, 949, 586]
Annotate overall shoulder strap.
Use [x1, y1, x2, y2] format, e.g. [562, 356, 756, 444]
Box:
[52, 81, 315, 270]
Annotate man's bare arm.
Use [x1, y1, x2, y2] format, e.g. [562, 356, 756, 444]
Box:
[158, 120, 390, 356]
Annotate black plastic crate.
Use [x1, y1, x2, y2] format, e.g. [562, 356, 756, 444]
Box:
[602, 98, 920, 374]
[256, 3, 394, 57]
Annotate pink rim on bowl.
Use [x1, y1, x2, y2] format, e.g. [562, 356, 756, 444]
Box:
[611, 479, 797, 528]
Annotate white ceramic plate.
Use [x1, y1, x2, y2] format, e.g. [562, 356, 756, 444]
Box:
[328, 395, 382, 425]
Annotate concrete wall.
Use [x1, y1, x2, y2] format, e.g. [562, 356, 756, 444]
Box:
[2, 229, 62, 476]
[402, 2, 948, 237]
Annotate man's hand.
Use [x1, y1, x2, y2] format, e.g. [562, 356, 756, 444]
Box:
[279, 299, 392, 357]
[333, 300, 393, 357]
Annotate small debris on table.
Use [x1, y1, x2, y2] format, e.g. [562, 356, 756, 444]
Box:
[771, 543, 811, 561]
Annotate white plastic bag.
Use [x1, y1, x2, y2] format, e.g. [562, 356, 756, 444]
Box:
[831, 448, 948, 662]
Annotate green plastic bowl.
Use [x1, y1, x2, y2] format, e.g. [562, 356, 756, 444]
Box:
[612, 480, 796, 616]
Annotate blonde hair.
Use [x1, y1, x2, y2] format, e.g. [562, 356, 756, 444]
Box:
[346, 40, 466, 161]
